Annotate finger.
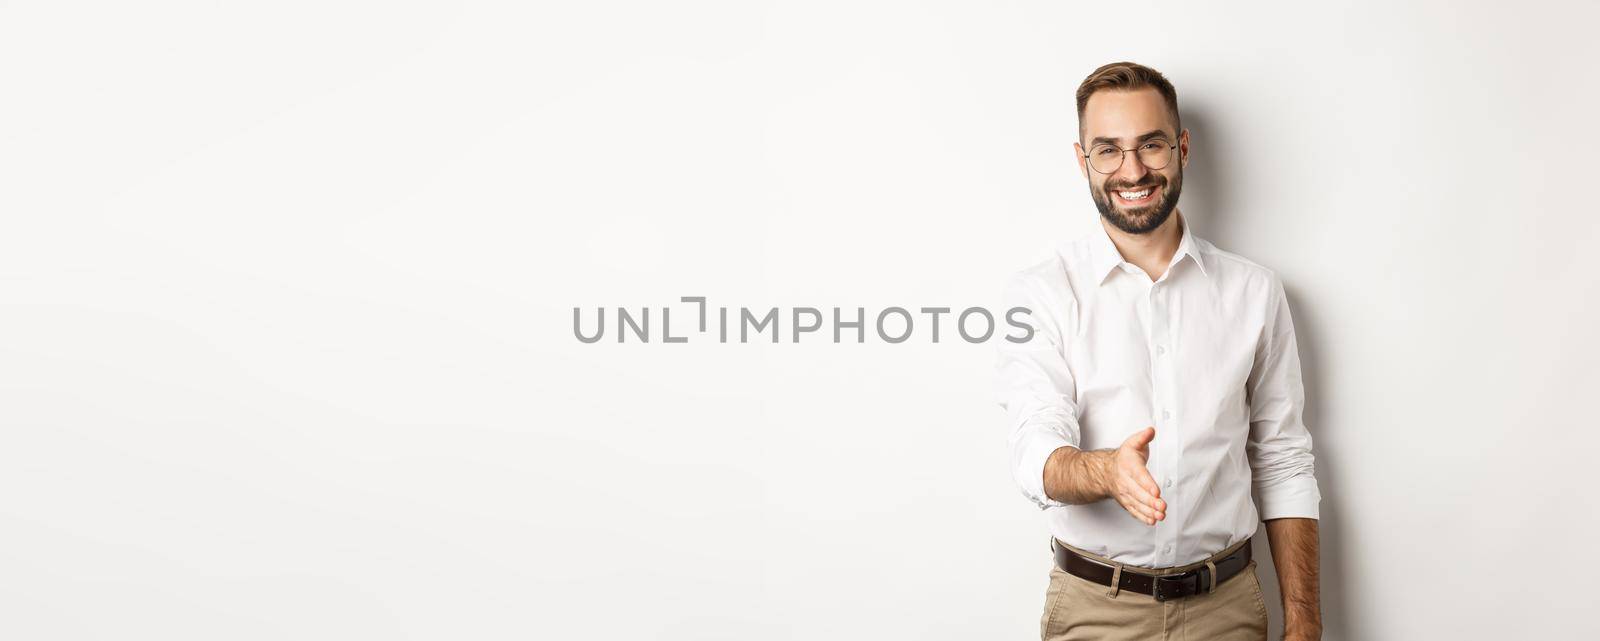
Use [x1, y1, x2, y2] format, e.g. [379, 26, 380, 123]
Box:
[1120, 473, 1158, 501]
[1120, 475, 1161, 512]
[1132, 495, 1171, 521]
[1120, 475, 1166, 520]
[1129, 465, 1161, 501]
[1118, 496, 1157, 525]
[1126, 426, 1156, 449]
[1120, 493, 1156, 520]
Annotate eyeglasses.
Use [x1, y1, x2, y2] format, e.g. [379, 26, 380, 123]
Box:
[1083, 139, 1179, 174]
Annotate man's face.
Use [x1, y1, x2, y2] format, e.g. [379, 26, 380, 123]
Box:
[1074, 88, 1189, 235]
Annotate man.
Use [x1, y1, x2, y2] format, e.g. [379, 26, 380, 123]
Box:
[997, 62, 1322, 640]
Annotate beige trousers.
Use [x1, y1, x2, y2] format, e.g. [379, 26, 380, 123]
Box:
[1041, 538, 1269, 641]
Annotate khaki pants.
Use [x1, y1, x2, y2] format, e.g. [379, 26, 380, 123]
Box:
[1041, 538, 1269, 641]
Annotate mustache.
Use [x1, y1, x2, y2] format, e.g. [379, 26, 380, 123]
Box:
[1104, 178, 1165, 191]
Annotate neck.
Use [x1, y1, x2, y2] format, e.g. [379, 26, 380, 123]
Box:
[1102, 209, 1184, 281]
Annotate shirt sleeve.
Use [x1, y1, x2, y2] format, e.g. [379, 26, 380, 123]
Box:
[1245, 273, 1322, 521]
[995, 272, 1080, 510]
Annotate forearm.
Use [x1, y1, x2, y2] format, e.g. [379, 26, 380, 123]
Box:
[1042, 446, 1113, 504]
[1264, 517, 1321, 639]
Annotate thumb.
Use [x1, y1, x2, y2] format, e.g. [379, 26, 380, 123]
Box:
[1125, 426, 1156, 450]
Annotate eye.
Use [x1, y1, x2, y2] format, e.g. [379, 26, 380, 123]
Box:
[1141, 141, 1166, 151]
[1094, 147, 1119, 157]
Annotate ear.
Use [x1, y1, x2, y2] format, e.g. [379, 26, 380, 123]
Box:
[1073, 141, 1089, 179]
[1178, 128, 1190, 170]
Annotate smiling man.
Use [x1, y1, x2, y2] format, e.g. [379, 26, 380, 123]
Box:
[997, 62, 1322, 640]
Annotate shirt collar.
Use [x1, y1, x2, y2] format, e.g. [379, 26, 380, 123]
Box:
[1087, 212, 1210, 284]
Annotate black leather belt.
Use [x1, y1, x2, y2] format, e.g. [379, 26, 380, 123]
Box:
[1051, 537, 1252, 602]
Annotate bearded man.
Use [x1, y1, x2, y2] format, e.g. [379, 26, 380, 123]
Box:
[998, 61, 1322, 641]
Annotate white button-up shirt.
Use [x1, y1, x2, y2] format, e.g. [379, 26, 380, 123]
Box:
[997, 215, 1320, 568]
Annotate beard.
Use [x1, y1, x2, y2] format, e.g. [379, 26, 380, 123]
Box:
[1092, 170, 1183, 235]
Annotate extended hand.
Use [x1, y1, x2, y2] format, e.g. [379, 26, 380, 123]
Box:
[1108, 427, 1165, 526]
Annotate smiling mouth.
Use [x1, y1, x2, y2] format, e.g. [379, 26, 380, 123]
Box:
[1111, 185, 1159, 206]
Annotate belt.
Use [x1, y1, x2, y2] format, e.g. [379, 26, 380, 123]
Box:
[1051, 537, 1252, 602]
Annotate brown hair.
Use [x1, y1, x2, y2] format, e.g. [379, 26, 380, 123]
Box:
[1075, 62, 1181, 139]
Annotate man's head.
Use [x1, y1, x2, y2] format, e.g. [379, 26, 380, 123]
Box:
[1073, 62, 1189, 235]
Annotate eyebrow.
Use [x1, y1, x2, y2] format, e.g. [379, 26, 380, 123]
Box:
[1089, 129, 1174, 146]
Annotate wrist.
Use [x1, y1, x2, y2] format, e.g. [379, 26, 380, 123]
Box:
[1089, 448, 1115, 500]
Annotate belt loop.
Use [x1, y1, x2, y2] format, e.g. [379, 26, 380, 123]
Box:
[1204, 560, 1218, 594]
[1107, 563, 1123, 598]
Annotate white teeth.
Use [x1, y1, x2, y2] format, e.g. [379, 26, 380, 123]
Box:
[1118, 189, 1150, 199]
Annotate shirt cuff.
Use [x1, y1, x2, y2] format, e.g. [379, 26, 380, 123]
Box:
[1016, 426, 1075, 510]
[1252, 473, 1321, 521]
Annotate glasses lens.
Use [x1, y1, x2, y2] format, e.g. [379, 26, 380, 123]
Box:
[1088, 145, 1123, 173]
[1136, 141, 1173, 171]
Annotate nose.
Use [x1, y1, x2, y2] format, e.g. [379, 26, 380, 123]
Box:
[1113, 149, 1150, 184]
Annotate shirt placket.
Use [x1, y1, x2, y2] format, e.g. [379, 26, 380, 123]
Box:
[1148, 276, 1178, 567]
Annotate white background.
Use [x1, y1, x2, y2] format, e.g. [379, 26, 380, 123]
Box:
[3, 1, 1597, 639]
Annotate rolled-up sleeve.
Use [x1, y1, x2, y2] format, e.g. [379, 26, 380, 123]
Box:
[1245, 274, 1322, 521]
[996, 273, 1080, 510]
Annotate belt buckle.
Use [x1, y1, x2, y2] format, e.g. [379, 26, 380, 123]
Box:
[1151, 569, 1205, 602]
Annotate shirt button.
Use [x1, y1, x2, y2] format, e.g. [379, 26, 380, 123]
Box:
[1156, 345, 1166, 355]
[1164, 478, 1172, 488]
[1162, 409, 1171, 419]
